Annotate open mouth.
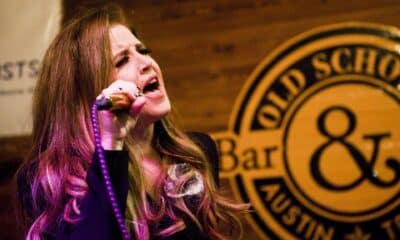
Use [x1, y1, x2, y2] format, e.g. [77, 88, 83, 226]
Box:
[142, 78, 159, 94]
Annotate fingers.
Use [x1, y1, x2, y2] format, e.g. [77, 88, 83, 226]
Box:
[97, 80, 140, 100]
[109, 80, 140, 100]
[97, 110, 128, 150]
[96, 80, 145, 115]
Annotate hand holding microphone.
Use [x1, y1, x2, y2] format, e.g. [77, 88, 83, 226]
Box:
[96, 80, 145, 113]
[96, 80, 146, 150]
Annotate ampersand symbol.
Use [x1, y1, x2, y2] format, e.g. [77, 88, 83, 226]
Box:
[310, 106, 400, 191]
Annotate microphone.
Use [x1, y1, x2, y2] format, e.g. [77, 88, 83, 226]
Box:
[96, 93, 132, 111]
[96, 85, 142, 111]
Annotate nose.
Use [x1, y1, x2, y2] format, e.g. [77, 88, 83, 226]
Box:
[138, 55, 152, 74]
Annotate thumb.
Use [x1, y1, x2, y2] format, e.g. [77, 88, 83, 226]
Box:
[130, 96, 146, 116]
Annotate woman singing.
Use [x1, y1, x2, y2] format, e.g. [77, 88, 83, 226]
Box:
[17, 4, 247, 240]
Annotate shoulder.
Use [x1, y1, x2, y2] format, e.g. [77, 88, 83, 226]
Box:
[187, 132, 220, 185]
[187, 132, 216, 151]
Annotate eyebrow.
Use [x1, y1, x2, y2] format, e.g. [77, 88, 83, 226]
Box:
[112, 43, 146, 61]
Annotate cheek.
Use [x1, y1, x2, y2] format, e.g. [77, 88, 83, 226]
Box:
[153, 62, 163, 76]
[113, 67, 139, 83]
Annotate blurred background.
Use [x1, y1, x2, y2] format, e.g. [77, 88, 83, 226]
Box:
[1, 0, 399, 239]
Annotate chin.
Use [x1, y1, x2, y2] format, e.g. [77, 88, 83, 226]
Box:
[140, 99, 171, 124]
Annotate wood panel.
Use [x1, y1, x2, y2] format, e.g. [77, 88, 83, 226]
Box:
[121, 0, 400, 132]
[1, 0, 400, 239]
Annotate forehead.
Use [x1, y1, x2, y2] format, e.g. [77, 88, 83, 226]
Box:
[109, 24, 141, 54]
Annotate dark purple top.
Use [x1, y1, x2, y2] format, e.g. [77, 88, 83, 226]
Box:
[18, 132, 220, 240]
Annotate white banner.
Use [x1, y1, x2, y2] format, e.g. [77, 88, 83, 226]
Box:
[0, 0, 60, 136]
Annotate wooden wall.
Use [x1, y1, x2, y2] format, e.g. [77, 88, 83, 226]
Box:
[1, 0, 400, 239]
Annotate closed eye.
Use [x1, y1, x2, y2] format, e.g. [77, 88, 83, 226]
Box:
[115, 55, 129, 68]
[136, 44, 151, 55]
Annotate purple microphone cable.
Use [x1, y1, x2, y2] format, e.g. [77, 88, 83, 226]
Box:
[91, 102, 132, 240]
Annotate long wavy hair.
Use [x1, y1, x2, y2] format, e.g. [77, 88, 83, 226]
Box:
[17, 4, 247, 240]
